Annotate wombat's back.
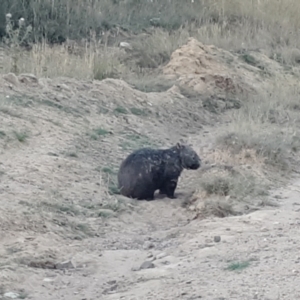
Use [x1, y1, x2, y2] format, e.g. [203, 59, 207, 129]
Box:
[117, 148, 163, 199]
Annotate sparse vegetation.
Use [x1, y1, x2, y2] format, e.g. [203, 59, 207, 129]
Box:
[240, 53, 258, 66]
[108, 183, 120, 196]
[17, 291, 28, 299]
[226, 260, 251, 271]
[2, 1, 300, 79]
[90, 127, 111, 140]
[217, 84, 300, 172]
[114, 106, 128, 115]
[130, 107, 148, 116]
[127, 75, 176, 93]
[2, 0, 300, 296]
[200, 171, 269, 201]
[13, 130, 28, 142]
[0, 130, 6, 138]
[71, 222, 94, 238]
[40, 201, 80, 216]
[119, 133, 155, 151]
[102, 167, 115, 175]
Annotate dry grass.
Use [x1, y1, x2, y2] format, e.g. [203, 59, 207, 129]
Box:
[1, 40, 126, 80]
[187, 80, 300, 218]
[2, 0, 300, 79]
[217, 82, 300, 171]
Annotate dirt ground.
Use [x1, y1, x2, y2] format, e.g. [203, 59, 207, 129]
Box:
[1, 39, 300, 300]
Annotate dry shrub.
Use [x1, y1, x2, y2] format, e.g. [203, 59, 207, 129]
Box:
[217, 82, 300, 171]
[2, 37, 126, 80]
[201, 169, 268, 201]
[128, 28, 189, 69]
[3, 0, 300, 78]
[125, 73, 176, 93]
[200, 196, 238, 218]
[188, 167, 270, 218]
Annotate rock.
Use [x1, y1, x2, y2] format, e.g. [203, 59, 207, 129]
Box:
[18, 73, 39, 85]
[3, 73, 19, 86]
[4, 292, 20, 299]
[132, 260, 155, 271]
[147, 252, 154, 258]
[214, 236, 221, 243]
[156, 252, 167, 260]
[140, 261, 155, 270]
[119, 42, 131, 50]
[143, 241, 155, 250]
[55, 260, 76, 270]
[43, 278, 55, 282]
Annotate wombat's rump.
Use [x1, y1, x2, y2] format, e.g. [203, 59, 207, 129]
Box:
[117, 143, 201, 200]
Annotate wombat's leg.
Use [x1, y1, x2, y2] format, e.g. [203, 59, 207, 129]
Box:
[136, 189, 155, 201]
[143, 191, 155, 201]
[165, 180, 178, 199]
[159, 186, 167, 195]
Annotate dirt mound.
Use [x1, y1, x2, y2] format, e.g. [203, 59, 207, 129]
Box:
[163, 38, 259, 97]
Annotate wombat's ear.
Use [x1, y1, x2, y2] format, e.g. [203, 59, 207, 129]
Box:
[176, 142, 182, 149]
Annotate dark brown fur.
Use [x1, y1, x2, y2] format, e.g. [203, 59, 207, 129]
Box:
[117, 143, 201, 200]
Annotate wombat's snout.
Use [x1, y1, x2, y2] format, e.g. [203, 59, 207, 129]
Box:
[191, 157, 201, 170]
[190, 160, 201, 170]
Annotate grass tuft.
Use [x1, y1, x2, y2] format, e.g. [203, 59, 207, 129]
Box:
[226, 260, 251, 271]
[13, 131, 28, 142]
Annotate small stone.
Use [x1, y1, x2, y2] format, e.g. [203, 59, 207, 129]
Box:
[147, 252, 153, 258]
[55, 260, 75, 270]
[140, 261, 155, 270]
[214, 236, 221, 243]
[189, 205, 196, 211]
[4, 292, 20, 299]
[119, 42, 131, 50]
[156, 252, 167, 260]
[18, 73, 39, 84]
[43, 278, 55, 282]
[3, 73, 19, 86]
[143, 241, 154, 250]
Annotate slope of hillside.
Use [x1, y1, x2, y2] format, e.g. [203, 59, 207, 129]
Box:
[1, 38, 300, 299]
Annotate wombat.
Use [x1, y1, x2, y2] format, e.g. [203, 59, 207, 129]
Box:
[117, 143, 201, 201]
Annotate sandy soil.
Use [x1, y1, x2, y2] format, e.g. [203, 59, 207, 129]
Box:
[1, 40, 300, 300]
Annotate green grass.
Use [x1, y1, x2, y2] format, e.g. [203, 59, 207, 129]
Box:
[40, 201, 80, 216]
[13, 131, 28, 142]
[102, 167, 116, 175]
[90, 127, 111, 140]
[98, 209, 115, 218]
[0, 130, 6, 138]
[114, 106, 128, 114]
[240, 54, 258, 66]
[119, 133, 155, 151]
[108, 184, 120, 195]
[226, 260, 251, 271]
[130, 107, 148, 116]
[18, 291, 29, 299]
